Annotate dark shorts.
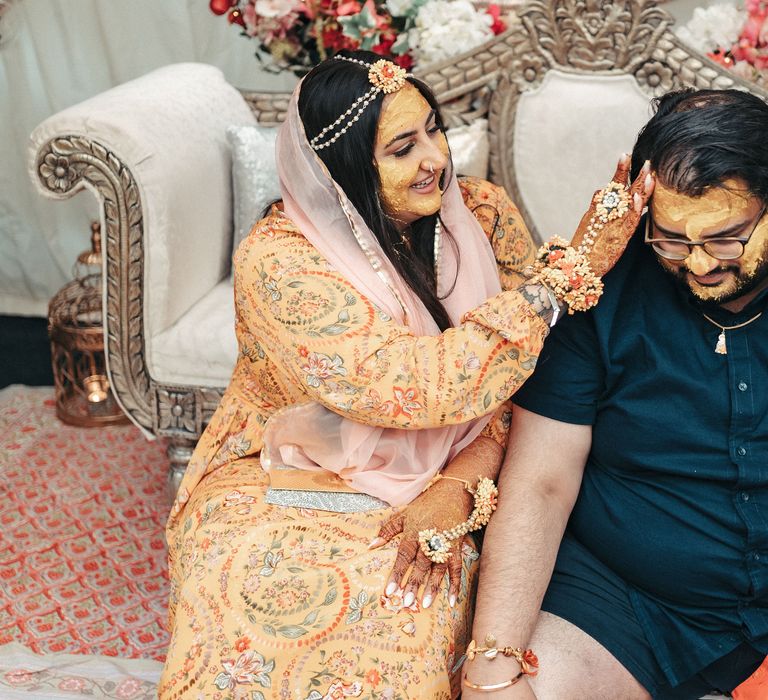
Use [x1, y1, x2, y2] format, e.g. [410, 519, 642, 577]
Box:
[541, 534, 765, 699]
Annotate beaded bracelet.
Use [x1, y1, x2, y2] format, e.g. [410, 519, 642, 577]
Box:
[417, 476, 499, 564]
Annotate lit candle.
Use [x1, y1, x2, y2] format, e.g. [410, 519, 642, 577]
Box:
[83, 375, 109, 408]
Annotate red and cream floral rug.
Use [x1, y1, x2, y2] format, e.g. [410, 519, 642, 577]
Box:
[0, 385, 170, 662]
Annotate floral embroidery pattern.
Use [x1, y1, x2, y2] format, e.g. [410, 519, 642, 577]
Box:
[301, 351, 348, 388]
[214, 650, 275, 690]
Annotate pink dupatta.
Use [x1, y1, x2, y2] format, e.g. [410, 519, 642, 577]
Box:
[260, 81, 502, 507]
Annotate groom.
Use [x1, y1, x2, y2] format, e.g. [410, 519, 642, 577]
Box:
[465, 88, 768, 699]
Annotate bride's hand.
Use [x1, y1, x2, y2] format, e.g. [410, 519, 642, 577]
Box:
[371, 477, 474, 609]
[571, 154, 655, 278]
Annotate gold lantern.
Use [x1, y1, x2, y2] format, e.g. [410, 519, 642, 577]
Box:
[48, 221, 128, 427]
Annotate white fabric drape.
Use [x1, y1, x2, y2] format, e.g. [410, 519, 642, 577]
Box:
[0, 0, 296, 316]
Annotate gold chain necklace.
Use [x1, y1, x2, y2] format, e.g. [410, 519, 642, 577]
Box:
[701, 311, 763, 355]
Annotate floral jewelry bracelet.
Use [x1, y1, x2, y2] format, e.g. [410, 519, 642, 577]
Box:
[528, 237, 604, 314]
[527, 180, 631, 314]
[418, 476, 499, 564]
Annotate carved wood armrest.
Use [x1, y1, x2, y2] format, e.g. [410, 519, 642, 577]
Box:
[33, 135, 228, 443]
[33, 135, 154, 433]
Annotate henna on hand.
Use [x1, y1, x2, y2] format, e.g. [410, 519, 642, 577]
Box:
[571, 154, 655, 278]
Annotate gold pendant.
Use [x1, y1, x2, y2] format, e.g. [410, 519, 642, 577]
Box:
[715, 330, 727, 355]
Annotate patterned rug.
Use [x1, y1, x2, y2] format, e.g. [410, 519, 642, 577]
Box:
[0, 385, 170, 662]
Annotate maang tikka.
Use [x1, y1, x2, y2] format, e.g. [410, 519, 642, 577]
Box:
[310, 57, 411, 152]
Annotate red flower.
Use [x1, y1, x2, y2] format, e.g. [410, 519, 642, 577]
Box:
[394, 53, 413, 70]
[547, 249, 564, 262]
[228, 8, 246, 26]
[373, 34, 395, 57]
[320, 25, 358, 54]
[707, 49, 734, 67]
[234, 636, 250, 653]
[741, 9, 768, 46]
[486, 4, 507, 35]
[521, 648, 539, 676]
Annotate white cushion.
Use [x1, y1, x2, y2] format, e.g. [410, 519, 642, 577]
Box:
[150, 281, 237, 387]
[227, 123, 280, 264]
[514, 70, 652, 242]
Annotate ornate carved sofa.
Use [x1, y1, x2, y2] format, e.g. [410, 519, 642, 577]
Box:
[29, 0, 766, 493]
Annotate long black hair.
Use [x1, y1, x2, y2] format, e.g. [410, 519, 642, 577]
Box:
[298, 50, 458, 331]
[631, 89, 768, 204]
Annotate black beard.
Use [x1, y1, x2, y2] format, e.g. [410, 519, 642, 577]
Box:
[659, 256, 768, 311]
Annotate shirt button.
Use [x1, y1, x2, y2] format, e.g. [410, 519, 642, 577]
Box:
[737, 446, 747, 457]
[741, 492, 751, 502]
[738, 381, 748, 392]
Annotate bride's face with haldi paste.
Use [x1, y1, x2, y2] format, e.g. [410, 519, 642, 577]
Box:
[373, 83, 450, 229]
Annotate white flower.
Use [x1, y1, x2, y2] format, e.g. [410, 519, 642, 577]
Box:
[254, 0, 299, 18]
[675, 3, 746, 54]
[386, 0, 415, 17]
[410, 0, 493, 65]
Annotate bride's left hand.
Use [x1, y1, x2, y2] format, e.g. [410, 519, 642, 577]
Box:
[371, 477, 474, 609]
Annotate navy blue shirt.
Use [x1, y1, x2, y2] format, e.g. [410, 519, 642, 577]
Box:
[513, 230, 768, 685]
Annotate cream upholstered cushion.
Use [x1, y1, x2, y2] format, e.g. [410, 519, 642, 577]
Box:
[513, 70, 652, 241]
[29, 63, 257, 385]
[227, 124, 280, 263]
[151, 281, 237, 387]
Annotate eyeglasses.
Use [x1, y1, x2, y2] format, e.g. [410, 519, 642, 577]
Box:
[644, 203, 767, 261]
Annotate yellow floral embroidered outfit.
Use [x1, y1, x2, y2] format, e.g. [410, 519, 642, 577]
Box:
[159, 178, 547, 700]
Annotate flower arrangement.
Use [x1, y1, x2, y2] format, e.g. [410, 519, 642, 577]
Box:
[676, 0, 768, 88]
[209, 0, 508, 73]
